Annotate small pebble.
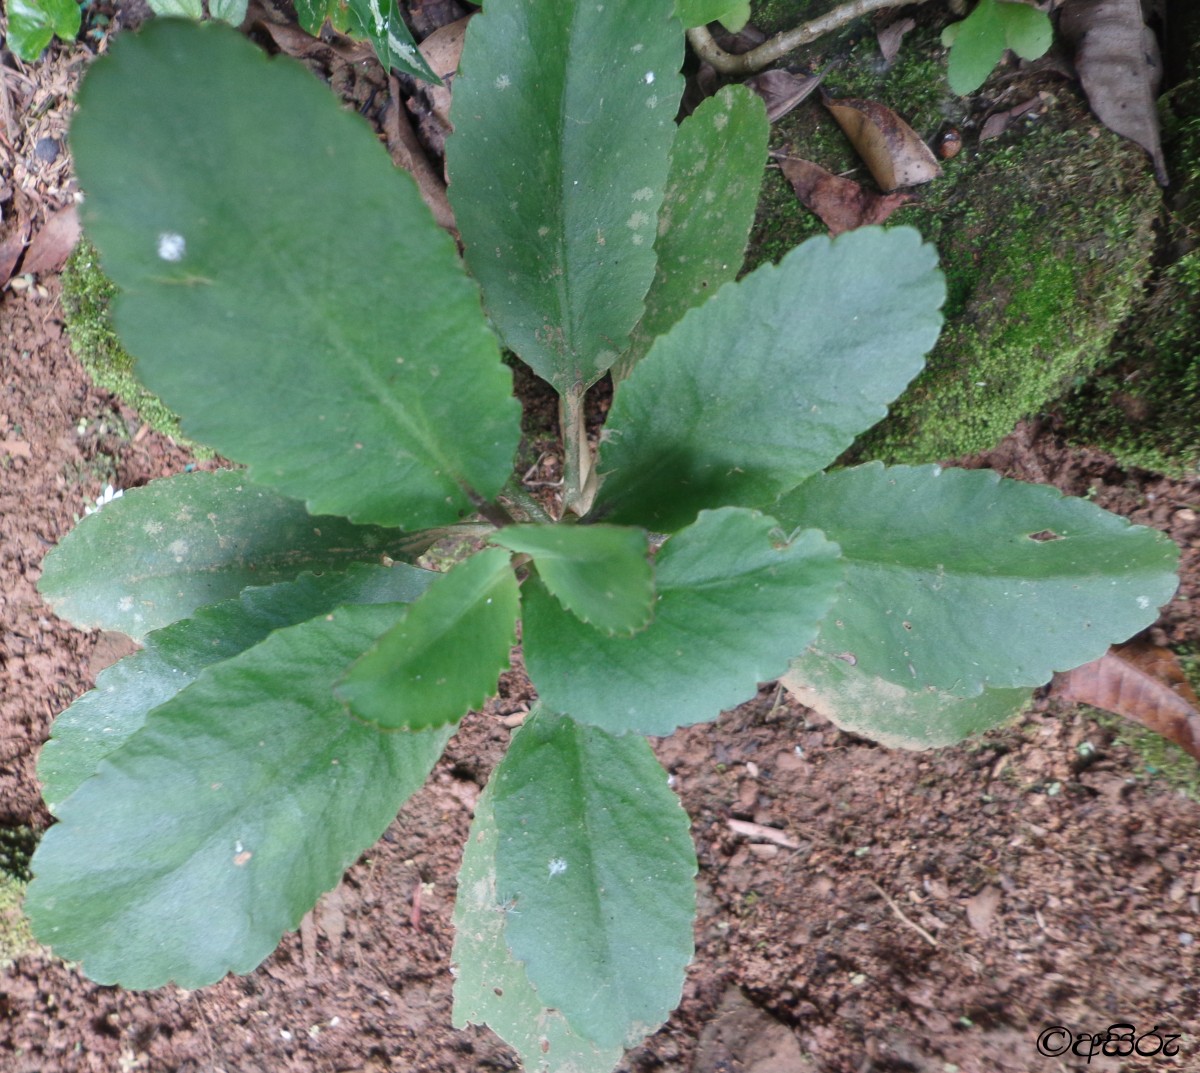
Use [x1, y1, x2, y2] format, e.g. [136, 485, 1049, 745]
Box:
[34, 137, 61, 164]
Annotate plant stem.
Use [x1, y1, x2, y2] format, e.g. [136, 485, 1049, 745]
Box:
[499, 478, 557, 525]
[687, 0, 935, 76]
[560, 386, 597, 518]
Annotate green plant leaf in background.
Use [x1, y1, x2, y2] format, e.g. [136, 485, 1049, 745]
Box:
[593, 228, 944, 533]
[491, 524, 654, 636]
[672, 0, 737, 28]
[452, 765, 625, 1073]
[782, 657, 1032, 750]
[70, 20, 518, 529]
[207, 0, 250, 24]
[294, 0, 351, 35]
[344, 0, 440, 84]
[492, 710, 696, 1050]
[37, 469, 424, 640]
[336, 547, 519, 730]
[39, 562, 434, 809]
[942, 0, 1053, 96]
[145, 0, 204, 17]
[614, 84, 769, 381]
[447, 0, 684, 393]
[522, 508, 843, 735]
[26, 603, 452, 989]
[776, 463, 1180, 694]
[6, 0, 81, 62]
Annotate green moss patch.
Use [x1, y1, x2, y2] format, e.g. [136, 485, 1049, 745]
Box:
[61, 240, 213, 458]
[743, 13, 1161, 465]
[1058, 77, 1200, 476]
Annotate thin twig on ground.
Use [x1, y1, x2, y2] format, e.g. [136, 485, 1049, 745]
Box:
[867, 878, 940, 948]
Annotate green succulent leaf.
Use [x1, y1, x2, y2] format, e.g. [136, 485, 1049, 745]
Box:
[490, 524, 654, 636]
[70, 20, 518, 529]
[38, 469, 422, 640]
[782, 658, 1031, 750]
[716, 0, 751, 33]
[672, 0, 738, 28]
[6, 0, 81, 61]
[145, 0, 204, 16]
[344, 0, 441, 84]
[776, 463, 1180, 694]
[492, 709, 696, 1050]
[942, 0, 1052, 96]
[336, 548, 519, 730]
[39, 562, 435, 810]
[452, 757, 625, 1073]
[26, 603, 452, 989]
[592, 227, 944, 533]
[523, 508, 843, 735]
[615, 84, 769, 381]
[447, 0, 684, 392]
[207, 0, 249, 23]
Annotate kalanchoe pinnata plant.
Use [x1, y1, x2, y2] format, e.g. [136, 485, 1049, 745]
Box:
[27, 5, 1178, 1071]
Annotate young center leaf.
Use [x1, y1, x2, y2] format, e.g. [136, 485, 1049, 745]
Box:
[492, 710, 696, 1051]
[452, 767, 625, 1073]
[336, 548, 519, 730]
[614, 84, 770, 381]
[446, 0, 684, 392]
[776, 463, 1180, 695]
[26, 604, 452, 989]
[69, 20, 519, 530]
[591, 227, 944, 533]
[522, 508, 843, 735]
[490, 524, 654, 636]
[39, 562, 435, 810]
[38, 469, 423, 640]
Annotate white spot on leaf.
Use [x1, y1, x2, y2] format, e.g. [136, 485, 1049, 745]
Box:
[495, 74, 511, 90]
[157, 232, 186, 262]
[548, 858, 568, 877]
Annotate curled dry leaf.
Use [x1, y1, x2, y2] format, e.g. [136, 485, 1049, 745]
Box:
[412, 16, 469, 138]
[775, 153, 915, 235]
[876, 16, 915, 68]
[22, 203, 80, 277]
[1059, 0, 1168, 185]
[744, 67, 825, 123]
[823, 95, 942, 192]
[1051, 641, 1200, 763]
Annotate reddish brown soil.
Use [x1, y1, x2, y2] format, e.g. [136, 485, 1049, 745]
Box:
[3, 16, 1200, 1073]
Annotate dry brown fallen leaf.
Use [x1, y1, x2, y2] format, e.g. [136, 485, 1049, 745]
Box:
[979, 95, 1043, 142]
[823, 94, 942, 192]
[876, 16, 915, 68]
[1059, 0, 1168, 185]
[21, 203, 80, 277]
[410, 16, 469, 143]
[1051, 641, 1200, 763]
[744, 67, 825, 123]
[774, 153, 915, 235]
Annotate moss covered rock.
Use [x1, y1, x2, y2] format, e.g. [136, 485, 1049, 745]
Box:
[1058, 68, 1200, 476]
[742, 12, 1162, 464]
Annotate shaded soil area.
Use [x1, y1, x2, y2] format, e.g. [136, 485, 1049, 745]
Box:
[3, 9, 1200, 1073]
